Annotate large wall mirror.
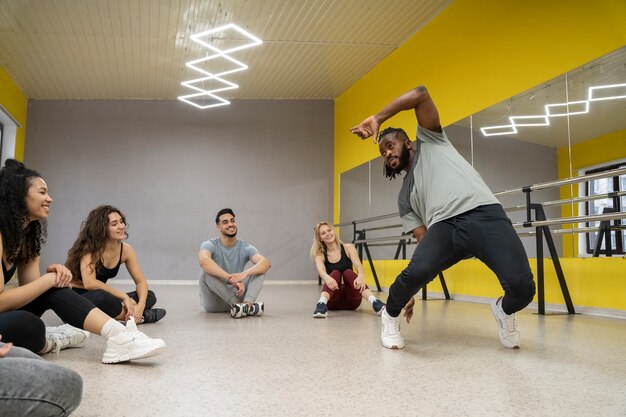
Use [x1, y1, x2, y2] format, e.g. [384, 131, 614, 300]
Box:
[340, 46, 626, 259]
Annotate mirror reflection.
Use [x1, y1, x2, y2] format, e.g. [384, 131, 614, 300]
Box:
[339, 47, 625, 260]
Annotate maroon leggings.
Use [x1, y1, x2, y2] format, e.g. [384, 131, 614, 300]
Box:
[323, 269, 367, 310]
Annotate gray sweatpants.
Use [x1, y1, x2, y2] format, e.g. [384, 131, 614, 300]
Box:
[199, 273, 265, 312]
[0, 343, 83, 416]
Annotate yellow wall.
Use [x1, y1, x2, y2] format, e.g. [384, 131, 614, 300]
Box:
[0, 66, 28, 161]
[365, 257, 626, 311]
[334, 0, 626, 223]
[557, 129, 626, 255]
[335, 0, 626, 312]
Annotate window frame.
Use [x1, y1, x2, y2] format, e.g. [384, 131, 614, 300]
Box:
[584, 162, 625, 255]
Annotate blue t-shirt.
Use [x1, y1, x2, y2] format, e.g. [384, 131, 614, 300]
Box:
[199, 238, 258, 273]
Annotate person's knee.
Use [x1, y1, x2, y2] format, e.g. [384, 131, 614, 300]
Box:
[328, 270, 341, 279]
[507, 273, 535, 311]
[91, 290, 123, 317]
[48, 365, 83, 414]
[146, 290, 157, 307]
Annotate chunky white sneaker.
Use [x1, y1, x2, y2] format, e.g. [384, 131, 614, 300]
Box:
[490, 297, 520, 348]
[45, 324, 90, 353]
[102, 317, 166, 364]
[381, 307, 405, 349]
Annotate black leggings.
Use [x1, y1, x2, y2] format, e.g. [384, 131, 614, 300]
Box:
[0, 288, 97, 352]
[0, 311, 45, 352]
[387, 204, 535, 317]
[72, 288, 157, 318]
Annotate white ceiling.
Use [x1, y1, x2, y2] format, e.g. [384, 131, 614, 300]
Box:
[0, 0, 452, 100]
[2, 0, 622, 148]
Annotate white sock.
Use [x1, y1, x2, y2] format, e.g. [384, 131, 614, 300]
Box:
[40, 337, 54, 354]
[368, 295, 377, 304]
[100, 319, 126, 339]
[318, 296, 327, 304]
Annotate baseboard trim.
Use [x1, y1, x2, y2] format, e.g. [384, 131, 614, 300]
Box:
[112, 279, 319, 286]
[109, 280, 626, 319]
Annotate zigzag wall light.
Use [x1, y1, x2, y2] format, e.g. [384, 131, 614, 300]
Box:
[178, 24, 263, 109]
[480, 83, 626, 137]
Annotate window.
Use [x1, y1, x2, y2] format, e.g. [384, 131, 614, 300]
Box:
[584, 162, 626, 255]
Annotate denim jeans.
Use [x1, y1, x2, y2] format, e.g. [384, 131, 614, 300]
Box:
[0, 343, 83, 416]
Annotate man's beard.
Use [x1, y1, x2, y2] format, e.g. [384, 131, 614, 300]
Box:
[390, 147, 411, 174]
[224, 230, 237, 238]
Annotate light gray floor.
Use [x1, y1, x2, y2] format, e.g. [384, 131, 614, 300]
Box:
[42, 283, 626, 417]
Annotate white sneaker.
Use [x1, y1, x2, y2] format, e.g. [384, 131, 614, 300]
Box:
[381, 307, 405, 349]
[45, 324, 90, 353]
[490, 297, 520, 348]
[102, 317, 166, 364]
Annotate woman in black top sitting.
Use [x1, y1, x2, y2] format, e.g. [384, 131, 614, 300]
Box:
[0, 159, 165, 364]
[310, 221, 385, 318]
[66, 205, 165, 324]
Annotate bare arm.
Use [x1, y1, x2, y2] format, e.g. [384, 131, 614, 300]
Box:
[344, 244, 367, 291]
[313, 255, 338, 291]
[314, 255, 330, 281]
[0, 236, 55, 312]
[344, 244, 364, 276]
[229, 253, 271, 283]
[350, 86, 441, 142]
[79, 254, 132, 301]
[198, 250, 230, 280]
[123, 244, 149, 307]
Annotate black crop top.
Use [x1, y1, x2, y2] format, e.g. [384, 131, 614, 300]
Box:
[95, 243, 123, 284]
[323, 244, 353, 274]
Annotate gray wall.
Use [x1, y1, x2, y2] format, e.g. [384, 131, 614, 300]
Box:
[339, 124, 561, 258]
[25, 99, 333, 281]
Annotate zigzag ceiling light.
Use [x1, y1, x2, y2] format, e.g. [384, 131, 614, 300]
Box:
[178, 24, 263, 109]
[480, 83, 626, 137]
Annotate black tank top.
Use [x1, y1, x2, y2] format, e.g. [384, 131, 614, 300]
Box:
[323, 244, 353, 273]
[95, 243, 123, 283]
[2, 260, 17, 284]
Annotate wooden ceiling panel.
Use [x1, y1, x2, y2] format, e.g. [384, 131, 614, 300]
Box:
[0, 0, 452, 99]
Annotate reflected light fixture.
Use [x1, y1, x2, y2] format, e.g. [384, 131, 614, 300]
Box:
[545, 100, 589, 117]
[178, 23, 263, 110]
[588, 83, 626, 101]
[481, 83, 625, 136]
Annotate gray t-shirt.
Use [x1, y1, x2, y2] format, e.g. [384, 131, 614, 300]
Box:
[199, 238, 259, 273]
[398, 125, 499, 233]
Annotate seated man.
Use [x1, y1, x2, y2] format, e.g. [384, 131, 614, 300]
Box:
[198, 208, 271, 318]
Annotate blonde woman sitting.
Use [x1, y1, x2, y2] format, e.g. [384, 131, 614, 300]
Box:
[311, 222, 385, 318]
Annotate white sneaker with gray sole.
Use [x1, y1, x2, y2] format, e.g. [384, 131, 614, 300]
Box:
[490, 297, 520, 348]
[102, 317, 166, 364]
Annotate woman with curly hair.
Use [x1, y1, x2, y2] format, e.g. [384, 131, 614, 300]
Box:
[66, 205, 166, 324]
[310, 221, 385, 318]
[0, 159, 165, 363]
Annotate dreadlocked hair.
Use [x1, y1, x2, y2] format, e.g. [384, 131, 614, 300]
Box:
[65, 205, 128, 281]
[0, 159, 47, 265]
[378, 127, 408, 180]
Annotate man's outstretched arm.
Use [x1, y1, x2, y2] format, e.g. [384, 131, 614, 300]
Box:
[350, 86, 441, 142]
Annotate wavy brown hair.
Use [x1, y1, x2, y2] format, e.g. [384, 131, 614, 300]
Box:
[0, 159, 47, 265]
[65, 205, 127, 280]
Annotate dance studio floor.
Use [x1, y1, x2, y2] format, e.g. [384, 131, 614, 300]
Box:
[43, 282, 626, 417]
